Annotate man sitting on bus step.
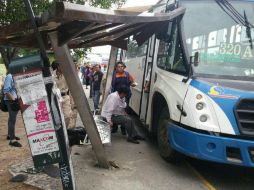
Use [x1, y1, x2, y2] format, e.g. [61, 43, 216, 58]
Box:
[101, 85, 144, 144]
[111, 61, 137, 134]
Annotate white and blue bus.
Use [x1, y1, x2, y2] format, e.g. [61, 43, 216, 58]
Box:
[115, 0, 254, 167]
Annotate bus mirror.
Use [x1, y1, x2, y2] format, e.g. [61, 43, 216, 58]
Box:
[193, 52, 199, 66]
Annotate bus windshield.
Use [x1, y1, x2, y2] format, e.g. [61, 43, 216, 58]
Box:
[182, 0, 254, 80]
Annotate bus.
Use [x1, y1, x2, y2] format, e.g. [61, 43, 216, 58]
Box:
[115, 0, 254, 167]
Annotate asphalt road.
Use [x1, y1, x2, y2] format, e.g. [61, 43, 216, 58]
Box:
[187, 157, 254, 190]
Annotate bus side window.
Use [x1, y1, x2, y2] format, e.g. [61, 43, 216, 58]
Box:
[116, 48, 122, 62]
[157, 20, 187, 75]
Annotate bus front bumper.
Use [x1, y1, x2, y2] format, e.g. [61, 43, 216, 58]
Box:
[168, 123, 254, 167]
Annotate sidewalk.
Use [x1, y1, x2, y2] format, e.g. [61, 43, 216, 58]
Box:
[5, 85, 93, 190]
[72, 118, 203, 190]
[4, 85, 204, 190]
[0, 112, 40, 190]
[73, 87, 203, 190]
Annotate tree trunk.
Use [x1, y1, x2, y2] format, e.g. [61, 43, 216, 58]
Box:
[0, 46, 18, 70]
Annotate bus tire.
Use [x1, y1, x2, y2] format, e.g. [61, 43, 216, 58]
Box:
[157, 107, 180, 163]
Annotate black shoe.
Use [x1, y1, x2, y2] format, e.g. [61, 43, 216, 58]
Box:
[7, 136, 20, 140]
[120, 126, 126, 136]
[9, 141, 22, 147]
[127, 138, 140, 144]
[111, 125, 118, 133]
[133, 135, 145, 141]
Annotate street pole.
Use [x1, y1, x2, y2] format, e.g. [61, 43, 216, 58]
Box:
[49, 31, 109, 169]
[23, 1, 77, 189]
[23, 0, 48, 65]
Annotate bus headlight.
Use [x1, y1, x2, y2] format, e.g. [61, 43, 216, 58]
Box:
[200, 115, 208, 122]
[196, 102, 204, 110]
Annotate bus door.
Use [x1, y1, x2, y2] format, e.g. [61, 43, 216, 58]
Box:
[140, 36, 156, 124]
[124, 36, 148, 115]
[152, 17, 190, 123]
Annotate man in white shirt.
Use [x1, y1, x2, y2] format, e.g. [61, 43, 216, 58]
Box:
[101, 85, 143, 144]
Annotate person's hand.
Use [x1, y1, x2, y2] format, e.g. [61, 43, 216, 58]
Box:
[131, 82, 137, 87]
[108, 121, 113, 127]
[144, 86, 149, 93]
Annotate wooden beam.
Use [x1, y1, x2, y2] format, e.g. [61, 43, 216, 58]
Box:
[77, 23, 144, 47]
[0, 20, 31, 38]
[102, 47, 118, 106]
[67, 23, 120, 45]
[52, 2, 185, 24]
[49, 31, 109, 169]
[70, 40, 128, 50]
[58, 21, 93, 46]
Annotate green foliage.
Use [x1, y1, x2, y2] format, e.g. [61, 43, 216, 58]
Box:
[0, 0, 126, 65]
[0, 57, 3, 65]
[72, 48, 91, 63]
[0, 64, 7, 76]
[17, 48, 38, 57]
[47, 52, 56, 64]
[0, 0, 53, 25]
[0, 0, 126, 25]
[89, 0, 126, 8]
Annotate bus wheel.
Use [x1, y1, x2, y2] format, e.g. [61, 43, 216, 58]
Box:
[157, 107, 179, 162]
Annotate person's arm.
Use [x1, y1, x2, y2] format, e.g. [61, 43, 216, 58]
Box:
[3, 75, 15, 101]
[7, 92, 15, 101]
[129, 74, 137, 87]
[104, 95, 116, 126]
[99, 72, 104, 82]
[144, 81, 150, 93]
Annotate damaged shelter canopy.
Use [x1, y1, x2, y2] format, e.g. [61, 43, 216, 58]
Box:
[0, 2, 185, 50]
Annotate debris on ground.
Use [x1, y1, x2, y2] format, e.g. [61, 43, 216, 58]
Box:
[10, 174, 28, 182]
[109, 161, 120, 169]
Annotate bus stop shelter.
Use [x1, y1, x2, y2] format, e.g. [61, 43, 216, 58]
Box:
[0, 1, 185, 169]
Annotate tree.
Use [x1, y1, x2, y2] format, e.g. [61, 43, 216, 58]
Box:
[0, 0, 126, 69]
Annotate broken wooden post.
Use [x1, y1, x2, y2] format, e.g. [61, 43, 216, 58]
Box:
[102, 47, 118, 106]
[49, 31, 109, 169]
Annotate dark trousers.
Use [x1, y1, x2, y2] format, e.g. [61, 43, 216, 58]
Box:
[89, 81, 93, 98]
[93, 90, 100, 110]
[6, 101, 19, 140]
[111, 115, 137, 138]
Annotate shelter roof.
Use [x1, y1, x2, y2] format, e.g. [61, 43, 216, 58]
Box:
[0, 2, 185, 50]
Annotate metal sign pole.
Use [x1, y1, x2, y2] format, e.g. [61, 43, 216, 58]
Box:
[23, 1, 76, 189]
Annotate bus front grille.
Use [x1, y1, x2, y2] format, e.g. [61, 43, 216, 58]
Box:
[235, 99, 254, 136]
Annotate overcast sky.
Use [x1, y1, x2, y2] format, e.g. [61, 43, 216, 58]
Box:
[92, 0, 159, 55]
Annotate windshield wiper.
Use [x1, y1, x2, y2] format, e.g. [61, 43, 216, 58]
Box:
[215, 0, 254, 48]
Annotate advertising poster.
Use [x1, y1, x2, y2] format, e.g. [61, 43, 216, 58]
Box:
[14, 71, 60, 166]
[22, 99, 59, 156]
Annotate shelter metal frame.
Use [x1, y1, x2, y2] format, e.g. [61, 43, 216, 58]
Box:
[0, 1, 185, 168]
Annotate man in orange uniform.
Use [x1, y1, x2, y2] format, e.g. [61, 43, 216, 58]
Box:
[111, 61, 136, 105]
